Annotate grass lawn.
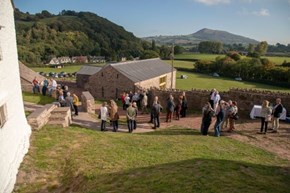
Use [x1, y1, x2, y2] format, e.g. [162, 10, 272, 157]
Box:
[175, 53, 223, 61]
[175, 71, 290, 92]
[22, 92, 55, 105]
[175, 53, 290, 65]
[31, 64, 105, 74]
[14, 125, 290, 193]
[165, 60, 194, 69]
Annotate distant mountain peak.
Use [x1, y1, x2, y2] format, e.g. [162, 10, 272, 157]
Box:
[143, 28, 259, 46]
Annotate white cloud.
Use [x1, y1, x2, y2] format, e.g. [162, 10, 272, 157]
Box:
[194, 0, 231, 5]
[253, 8, 270, 16]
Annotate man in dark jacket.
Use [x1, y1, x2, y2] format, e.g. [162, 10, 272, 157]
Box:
[152, 101, 163, 129]
[272, 98, 283, 133]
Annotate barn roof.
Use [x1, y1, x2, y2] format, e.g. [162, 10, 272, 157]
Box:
[77, 65, 102, 75]
[110, 58, 176, 83]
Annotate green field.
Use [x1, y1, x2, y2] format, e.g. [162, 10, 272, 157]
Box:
[175, 53, 290, 65]
[175, 71, 290, 92]
[175, 53, 223, 61]
[164, 60, 290, 92]
[14, 125, 290, 193]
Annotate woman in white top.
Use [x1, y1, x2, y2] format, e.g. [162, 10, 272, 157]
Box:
[100, 102, 108, 131]
[259, 100, 272, 134]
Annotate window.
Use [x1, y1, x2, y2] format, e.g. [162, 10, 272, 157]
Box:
[117, 74, 119, 79]
[101, 72, 104, 77]
[159, 75, 167, 90]
[0, 104, 7, 128]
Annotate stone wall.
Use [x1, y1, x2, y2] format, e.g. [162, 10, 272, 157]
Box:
[148, 88, 290, 117]
[81, 91, 95, 114]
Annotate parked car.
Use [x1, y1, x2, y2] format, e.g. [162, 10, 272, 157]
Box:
[180, 74, 188, 79]
[212, 72, 220, 77]
[235, 77, 242, 81]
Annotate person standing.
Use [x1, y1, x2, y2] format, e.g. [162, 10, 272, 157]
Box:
[228, 101, 238, 132]
[214, 101, 225, 137]
[121, 92, 126, 110]
[65, 92, 75, 116]
[258, 100, 272, 134]
[271, 98, 283, 133]
[124, 93, 131, 109]
[213, 91, 221, 112]
[126, 103, 136, 133]
[72, 93, 79, 116]
[100, 102, 108, 131]
[41, 78, 49, 96]
[181, 92, 188, 118]
[152, 101, 163, 129]
[166, 95, 175, 122]
[209, 88, 216, 108]
[141, 91, 148, 114]
[221, 100, 232, 131]
[201, 102, 215, 135]
[175, 97, 182, 120]
[132, 102, 138, 130]
[109, 99, 119, 132]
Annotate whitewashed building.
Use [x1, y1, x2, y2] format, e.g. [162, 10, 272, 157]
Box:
[0, 1, 31, 193]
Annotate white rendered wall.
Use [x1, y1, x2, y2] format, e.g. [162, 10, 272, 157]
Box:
[0, 1, 31, 193]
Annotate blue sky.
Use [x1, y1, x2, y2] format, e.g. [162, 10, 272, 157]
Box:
[14, 0, 290, 45]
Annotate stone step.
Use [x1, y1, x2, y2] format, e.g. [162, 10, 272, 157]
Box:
[47, 120, 68, 128]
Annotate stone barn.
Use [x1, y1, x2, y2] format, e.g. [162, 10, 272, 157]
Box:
[0, 0, 31, 192]
[85, 58, 176, 99]
[76, 65, 102, 88]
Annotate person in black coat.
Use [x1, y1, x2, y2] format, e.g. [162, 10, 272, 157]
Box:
[271, 98, 283, 133]
[201, 102, 215, 135]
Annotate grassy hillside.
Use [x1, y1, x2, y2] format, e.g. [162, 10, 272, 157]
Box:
[15, 9, 145, 65]
[14, 126, 290, 193]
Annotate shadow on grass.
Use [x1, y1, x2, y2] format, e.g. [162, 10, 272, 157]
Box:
[140, 127, 200, 136]
[34, 158, 290, 193]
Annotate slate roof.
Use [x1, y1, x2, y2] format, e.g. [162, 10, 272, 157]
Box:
[110, 58, 176, 83]
[77, 65, 102, 75]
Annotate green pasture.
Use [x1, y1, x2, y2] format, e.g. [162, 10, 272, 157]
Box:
[175, 53, 290, 65]
[22, 92, 55, 105]
[175, 71, 290, 92]
[175, 53, 223, 61]
[14, 125, 290, 193]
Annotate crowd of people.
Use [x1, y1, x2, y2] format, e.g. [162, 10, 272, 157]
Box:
[31, 77, 79, 116]
[200, 89, 239, 137]
[32, 77, 285, 135]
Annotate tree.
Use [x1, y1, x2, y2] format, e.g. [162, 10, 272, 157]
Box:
[151, 40, 156, 51]
[198, 41, 223, 54]
[247, 43, 255, 54]
[174, 45, 184, 55]
[255, 41, 268, 56]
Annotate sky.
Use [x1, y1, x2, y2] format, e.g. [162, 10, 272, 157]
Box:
[14, 0, 290, 45]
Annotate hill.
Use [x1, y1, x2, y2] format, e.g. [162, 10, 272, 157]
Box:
[143, 28, 259, 46]
[14, 9, 146, 65]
